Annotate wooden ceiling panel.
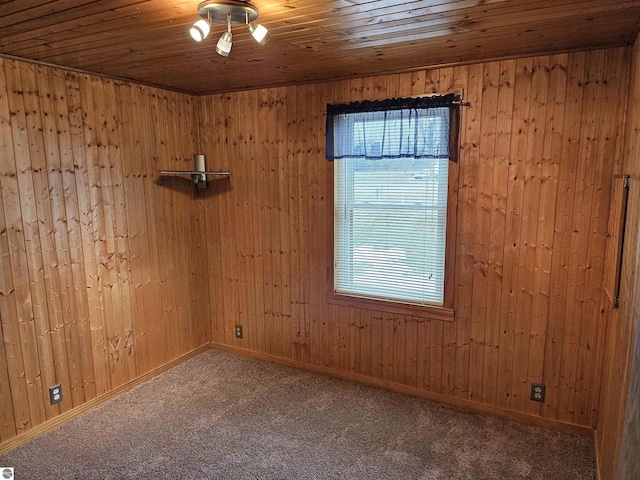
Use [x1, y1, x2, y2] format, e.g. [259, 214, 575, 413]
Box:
[1, 0, 639, 94]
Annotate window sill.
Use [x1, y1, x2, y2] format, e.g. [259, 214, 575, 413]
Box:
[326, 292, 455, 322]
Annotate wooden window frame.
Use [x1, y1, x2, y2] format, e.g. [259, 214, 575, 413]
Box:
[325, 106, 460, 323]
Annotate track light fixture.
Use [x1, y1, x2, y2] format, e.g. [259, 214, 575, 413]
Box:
[189, 0, 269, 57]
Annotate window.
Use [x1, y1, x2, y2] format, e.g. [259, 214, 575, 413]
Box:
[326, 95, 459, 319]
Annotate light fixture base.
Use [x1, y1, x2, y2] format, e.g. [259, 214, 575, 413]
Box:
[197, 0, 258, 25]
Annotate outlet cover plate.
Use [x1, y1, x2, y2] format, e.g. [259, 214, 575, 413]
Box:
[530, 383, 545, 403]
[49, 384, 62, 405]
[235, 325, 243, 338]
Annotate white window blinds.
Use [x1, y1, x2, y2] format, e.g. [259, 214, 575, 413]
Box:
[330, 100, 452, 306]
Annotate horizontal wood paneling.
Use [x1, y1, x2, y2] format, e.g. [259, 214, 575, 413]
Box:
[0, 1, 639, 94]
[596, 36, 640, 480]
[200, 48, 629, 429]
[0, 58, 209, 445]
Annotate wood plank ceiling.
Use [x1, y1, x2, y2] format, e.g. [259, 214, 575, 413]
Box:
[1, 0, 640, 95]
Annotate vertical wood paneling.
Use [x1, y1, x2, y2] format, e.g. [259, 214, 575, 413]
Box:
[0, 45, 633, 453]
[204, 48, 629, 430]
[596, 38, 640, 480]
[0, 59, 209, 446]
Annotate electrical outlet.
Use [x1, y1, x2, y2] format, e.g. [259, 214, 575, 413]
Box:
[235, 324, 243, 338]
[49, 384, 62, 405]
[530, 383, 545, 403]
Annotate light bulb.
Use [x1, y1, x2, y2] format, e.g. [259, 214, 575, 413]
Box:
[216, 31, 232, 56]
[189, 19, 210, 42]
[248, 23, 269, 45]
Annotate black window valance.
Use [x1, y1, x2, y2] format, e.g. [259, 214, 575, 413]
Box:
[326, 93, 458, 115]
[326, 94, 459, 161]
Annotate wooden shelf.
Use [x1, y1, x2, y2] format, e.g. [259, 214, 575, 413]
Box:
[159, 170, 230, 189]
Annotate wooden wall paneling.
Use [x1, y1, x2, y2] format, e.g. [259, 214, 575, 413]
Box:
[542, 53, 584, 420]
[316, 81, 332, 370]
[311, 82, 327, 369]
[574, 48, 624, 426]
[209, 94, 226, 348]
[283, 86, 298, 360]
[20, 61, 69, 419]
[457, 63, 482, 400]
[315, 83, 332, 370]
[591, 51, 630, 432]
[258, 88, 274, 355]
[203, 94, 225, 347]
[238, 89, 256, 354]
[90, 74, 126, 390]
[133, 83, 165, 372]
[471, 60, 499, 404]
[238, 90, 253, 352]
[165, 92, 185, 358]
[514, 55, 549, 414]
[183, 93, 200, 350]
[481, 59, 515, 406]
[111, 80, 138, 377]
[0, 55, 214, 449]
[592, 48, 632, 433]
[116, 80, 147, 381]
[0, 188, 17, 440]
[5, 59, 50, 424]
[271, 88, 284, 358]
[193, 132, 211, 351]
[303, 80, 317, 365]
[339, 306, 350, 373]
[181, 93, 202, 349]
[201, 95, 216, 345]
[101, 77, 132, 388]
[63, 71, 99, 400]
[34, 64, 78, 412]
[201, 48, 628, 431]
[276, 88, 291, 360]
[290, 85, 303, 363]
[158, 91, 182, 362]
[77, 73, 113, 395]
[596, 39, 638, 480]
[217, 93, 234, 348]
[528, 54, 567, 417]
[19, 61, 66, 419]
[228, 91, 245, 352]
[451, 64, 469, 398]
[270, 88, 284, 357]
[558, 50, 604, 424]
[149, 90, 172, 363]
[495, 58, 532, 410]
[439, 66, 458, 397]
[381, 311, 394, 382]
[0, 58, 24, 438]
[299, 83, 312, 364]
[49, 67, 89, 408]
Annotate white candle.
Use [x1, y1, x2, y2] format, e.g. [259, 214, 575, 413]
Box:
[195, 154, 206, 172]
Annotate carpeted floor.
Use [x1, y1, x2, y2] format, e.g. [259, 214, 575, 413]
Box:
[0, 349, 595, 479]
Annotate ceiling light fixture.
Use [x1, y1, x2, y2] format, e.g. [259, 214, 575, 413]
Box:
[189, 0, 269, 56]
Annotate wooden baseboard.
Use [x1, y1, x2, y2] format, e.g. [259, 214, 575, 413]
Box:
[0, 343, 210, 455]
[210, 342, 594, 438]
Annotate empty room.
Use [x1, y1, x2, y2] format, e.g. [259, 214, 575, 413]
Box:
[0, 0, 639, 479]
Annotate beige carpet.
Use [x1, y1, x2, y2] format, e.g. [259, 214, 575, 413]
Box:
[0, 349, 595, 479]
